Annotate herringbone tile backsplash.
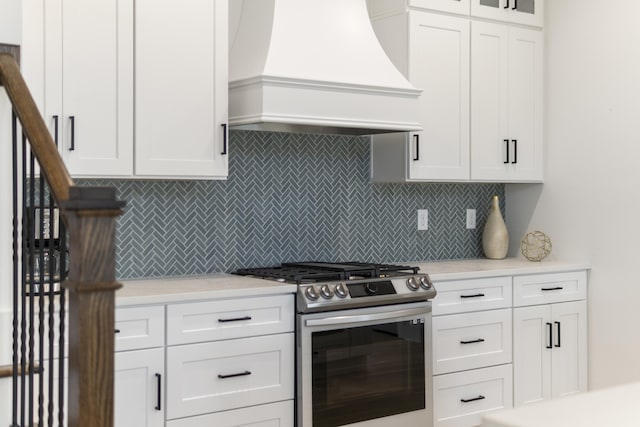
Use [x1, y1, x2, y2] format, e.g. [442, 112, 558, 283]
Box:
[79, 131, 504, 279]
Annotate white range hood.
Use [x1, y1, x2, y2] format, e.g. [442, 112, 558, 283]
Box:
[228, 0, 422, 135]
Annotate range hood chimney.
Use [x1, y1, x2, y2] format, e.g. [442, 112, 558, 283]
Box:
[228, 0, 422, 135]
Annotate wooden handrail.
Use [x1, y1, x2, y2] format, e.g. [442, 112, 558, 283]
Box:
[0, 53, 73, 201]
[1, 50, 126, 427]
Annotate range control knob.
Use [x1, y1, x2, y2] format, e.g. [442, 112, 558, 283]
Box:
[305, 286, 320, 301]
[335, 283, 349, 298]
[419, 275, 433, 290]
[406, 277, 419, 291]
[320, 284, 335, 299]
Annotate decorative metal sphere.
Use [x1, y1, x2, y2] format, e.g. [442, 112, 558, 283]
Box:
[521, 231, 552, 262]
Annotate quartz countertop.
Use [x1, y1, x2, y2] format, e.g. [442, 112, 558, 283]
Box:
[415, 258, 589, 282]
[116, 273, 297, 307]
[481, 382, 640, 427]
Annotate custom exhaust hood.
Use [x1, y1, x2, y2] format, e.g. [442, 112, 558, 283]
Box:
[228, 0, 422, 135]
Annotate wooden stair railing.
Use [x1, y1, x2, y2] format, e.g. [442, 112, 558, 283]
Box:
[0, 51, 125, 427]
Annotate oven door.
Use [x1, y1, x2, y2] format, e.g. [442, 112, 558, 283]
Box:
[297, 301, 433, 427]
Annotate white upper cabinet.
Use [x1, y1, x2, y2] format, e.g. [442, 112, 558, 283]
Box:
[23, 0, 134, 177]
[471, 0, 544, 27]
[21, 0, 228, 179]
[134, 0, 228, 179]
[371, 11, 471, 182]
[470, 21, 543, 182]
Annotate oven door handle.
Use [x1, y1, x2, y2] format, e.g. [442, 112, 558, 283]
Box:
[305, 307, 428, 327]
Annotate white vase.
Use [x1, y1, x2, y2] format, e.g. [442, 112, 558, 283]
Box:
[482, 195, 508, 259]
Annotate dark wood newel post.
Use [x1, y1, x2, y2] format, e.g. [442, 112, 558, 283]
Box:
[60, 186, 126, 427]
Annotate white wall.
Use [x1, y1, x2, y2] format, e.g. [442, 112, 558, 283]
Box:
[506, 0, 640, 390]
[0, 0, 22, 422]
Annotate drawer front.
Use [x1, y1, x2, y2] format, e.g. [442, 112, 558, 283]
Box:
[166, 400, 294, 427]
[432, 277, 512, 315]
[433, 309, 512, 375]
[166, 333, 294, 419]
[115, 305, 165, 352]
[167, 294, 294, 345]
[513, 271, 587, 307]
[434, 364, 513, 427]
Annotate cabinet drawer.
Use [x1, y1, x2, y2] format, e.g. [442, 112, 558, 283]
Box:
[115, 305, 165, 352]
[432, 277, 512, 315]
[433, 308, 512, 375]
[434, 364, 513, 427]
[166, 333, 294, 419]
[166, 400, 294, 427]
[167, 294, 294, 345]
[513, 271, 587, 307]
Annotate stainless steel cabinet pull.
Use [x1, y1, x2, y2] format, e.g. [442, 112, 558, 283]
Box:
[218, 316, 252, 323]
[221, 123, 228, 155]
[555, 321, 561, 348]
[69, 116, 75, 151]
[460, 338, 485, 345]
[218, 370, 251, 379]
[461, 395, 485, 403]
[413, 134, 420, 161]
[155, 373, 162, 411]
[460, 293, 485, 299]
[546, 322, 553, 349]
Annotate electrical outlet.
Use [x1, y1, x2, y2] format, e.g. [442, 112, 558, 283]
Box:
[466, 209, 476, 229]
[417, 209, 428, 231]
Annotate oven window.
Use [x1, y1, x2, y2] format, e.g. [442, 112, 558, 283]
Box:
[311, 320, 425, 427]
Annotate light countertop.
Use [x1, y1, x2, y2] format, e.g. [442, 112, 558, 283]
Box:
[415, 258, 589, 282]
[482, 382, 640, 427]
[115, 258, 589, 306]
[117, 273, 297, 307]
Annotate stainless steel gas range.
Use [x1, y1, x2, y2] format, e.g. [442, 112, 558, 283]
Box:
[234, 262, 437, 427]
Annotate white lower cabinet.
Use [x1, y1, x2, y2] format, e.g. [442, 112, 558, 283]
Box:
[432, 276, 513, 427]
[432, 268, 588, 426]
[513, 300, 588, 406]
[166, 333, 294, 420]
[115, 348, 165, 427]
[434, 364, 513, 427]
[165, 401, 294, 427]
[165, 295, 295, 425]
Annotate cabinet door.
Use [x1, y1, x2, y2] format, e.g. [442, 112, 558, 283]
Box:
[551, 300, 588, 399]
[56, 0, 134, 176]
[115, 348, 165, 427]
[507, 26, 543, 181]
[513, 304, 552, 406]
[471, 22, 543, 182]
[135, 0, 229, 178]
[408, 12, 470, 181]
[471, 0, 543, 27]
[470, 20, 509, 181]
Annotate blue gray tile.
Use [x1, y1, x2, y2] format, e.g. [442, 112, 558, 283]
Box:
[79, 131, 504, 279]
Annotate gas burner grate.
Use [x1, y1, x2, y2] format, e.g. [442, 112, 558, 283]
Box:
[233, 261, 420, 284]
